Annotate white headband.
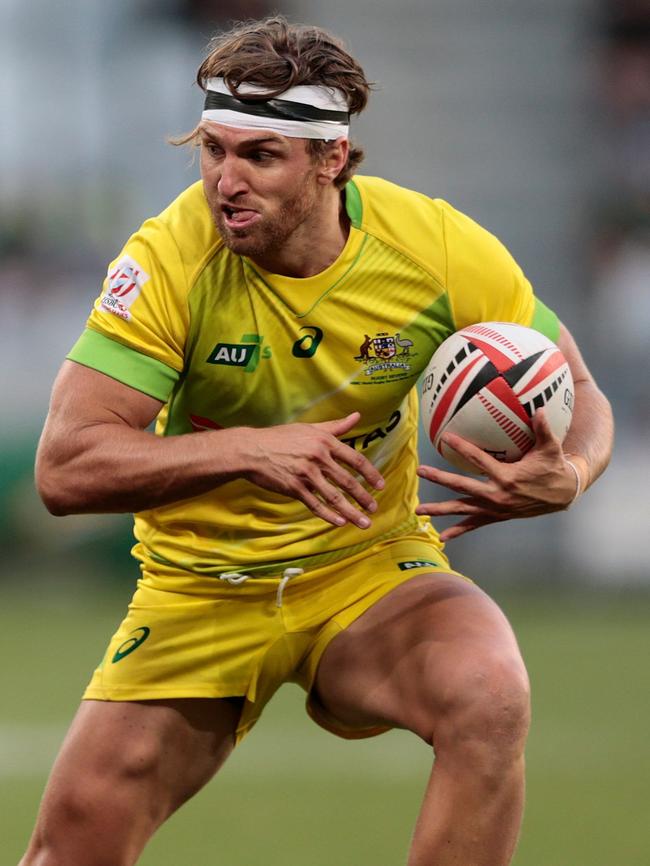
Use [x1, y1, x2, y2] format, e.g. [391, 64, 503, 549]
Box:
[202, 77, 350, 140]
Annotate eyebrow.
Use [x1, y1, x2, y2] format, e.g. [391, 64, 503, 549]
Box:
[198, 126, 286, 147]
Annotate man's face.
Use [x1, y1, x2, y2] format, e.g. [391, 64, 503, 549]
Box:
[198, 123, 323, 261]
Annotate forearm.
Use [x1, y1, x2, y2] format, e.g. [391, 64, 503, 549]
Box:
[562, 379, 614, 492]
[36, 421, 247, 515]
[37, 363, 381, 525]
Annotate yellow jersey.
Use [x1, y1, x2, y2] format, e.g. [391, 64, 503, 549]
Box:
[68, 175, 559, 576]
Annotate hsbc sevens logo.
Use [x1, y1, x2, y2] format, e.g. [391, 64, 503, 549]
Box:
[206, 333, 272, 373]
[107, 255, 150, 299]
[109, 265, 143, 297]
[100, 255, 151, 320]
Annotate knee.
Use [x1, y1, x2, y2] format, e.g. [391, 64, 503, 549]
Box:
[431, 652, 531, 762]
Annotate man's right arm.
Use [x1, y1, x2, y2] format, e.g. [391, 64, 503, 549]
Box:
[36, 361, 383, 529]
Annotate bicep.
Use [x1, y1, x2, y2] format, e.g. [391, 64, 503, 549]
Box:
[46, 360, 164, 435]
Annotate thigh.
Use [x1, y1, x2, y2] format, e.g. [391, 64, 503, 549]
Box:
[312, 573, 527, 743]
[41, 697, 241, 828]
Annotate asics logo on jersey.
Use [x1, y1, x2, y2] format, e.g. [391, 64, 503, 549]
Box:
[111, 627, 151, 663]
[292, 326, 324, 358]
[206, 334, 272, 373]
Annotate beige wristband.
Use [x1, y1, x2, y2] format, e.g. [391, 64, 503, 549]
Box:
[564, 459, 582, 505]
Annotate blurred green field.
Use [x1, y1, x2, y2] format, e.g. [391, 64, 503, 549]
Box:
[1, 582, 649, 866]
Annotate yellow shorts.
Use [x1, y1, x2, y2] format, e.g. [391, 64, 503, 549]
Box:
[84, 524, 466, 743]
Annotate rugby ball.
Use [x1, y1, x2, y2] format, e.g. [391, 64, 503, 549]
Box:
[420, 322, 574, 473]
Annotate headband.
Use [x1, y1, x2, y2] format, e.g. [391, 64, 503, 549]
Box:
[202, 77, 350, 140]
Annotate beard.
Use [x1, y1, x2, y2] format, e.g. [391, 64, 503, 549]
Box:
[212, 175, 319, 260]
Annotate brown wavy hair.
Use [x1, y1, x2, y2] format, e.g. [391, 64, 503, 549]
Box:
[172, 16, 371, 187]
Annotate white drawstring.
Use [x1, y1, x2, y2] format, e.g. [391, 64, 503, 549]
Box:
[275, 567, 304, 607]
[219, 572, 252, 585]
[218, 567, 304, 608]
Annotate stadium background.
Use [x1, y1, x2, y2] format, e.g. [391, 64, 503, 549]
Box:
[1, 1, 648, 863]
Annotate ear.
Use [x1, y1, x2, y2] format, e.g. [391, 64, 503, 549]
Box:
[315, 138, 349, 186]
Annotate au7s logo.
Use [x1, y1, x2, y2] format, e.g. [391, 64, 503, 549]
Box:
[206, 334, 271, 373]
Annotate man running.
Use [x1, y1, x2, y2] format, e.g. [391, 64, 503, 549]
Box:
[22, 16, 613, 866]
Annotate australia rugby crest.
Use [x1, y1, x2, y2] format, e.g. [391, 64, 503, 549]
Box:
[353, 330, 418, 384]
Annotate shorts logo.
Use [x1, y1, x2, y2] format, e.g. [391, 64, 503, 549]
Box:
[397, 559, 440, 571]
[98, 255, 150, 321]
[111, 626, 151, 663]
[353, 330, 418, 385]
[206, 333, 271, 373]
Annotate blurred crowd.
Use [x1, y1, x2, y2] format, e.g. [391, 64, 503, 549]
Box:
[591, 0, 650, 432]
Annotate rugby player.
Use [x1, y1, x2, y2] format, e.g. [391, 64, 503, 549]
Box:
[21, 17, 613, 866]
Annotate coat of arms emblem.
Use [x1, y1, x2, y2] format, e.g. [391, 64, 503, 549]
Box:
[372, 334, 396, 359]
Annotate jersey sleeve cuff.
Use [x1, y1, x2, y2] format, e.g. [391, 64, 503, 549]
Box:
[67, 328, 180, 401]
[530, 297, 560, 343]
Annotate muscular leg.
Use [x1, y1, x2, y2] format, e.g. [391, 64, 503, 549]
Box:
[313, 574, 530, 866]
[20, 696, 242, 866]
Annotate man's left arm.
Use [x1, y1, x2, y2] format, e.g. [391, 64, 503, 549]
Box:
[416, 322, 614, 541]
[554, 322, 613, 495]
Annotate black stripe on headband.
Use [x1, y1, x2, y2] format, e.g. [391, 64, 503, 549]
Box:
[204, 90, 349, 124]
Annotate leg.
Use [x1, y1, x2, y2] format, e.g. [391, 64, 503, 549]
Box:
[313, 573, 530, 866]
[20, 696, 242, 866]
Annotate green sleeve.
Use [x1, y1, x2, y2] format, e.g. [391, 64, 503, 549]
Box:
[67, 328, 180, 401]
[530, 297, 560, 343]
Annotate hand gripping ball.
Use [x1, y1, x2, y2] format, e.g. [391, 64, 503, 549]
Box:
[420, 322, 574, 473]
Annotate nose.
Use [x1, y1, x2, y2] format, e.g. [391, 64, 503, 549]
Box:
[217, 155, 249, 200]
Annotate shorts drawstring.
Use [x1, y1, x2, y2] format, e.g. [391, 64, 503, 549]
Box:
[218, 567, 304, 608]
[219, 572, 252, 585]
[275, 568, 304, 607]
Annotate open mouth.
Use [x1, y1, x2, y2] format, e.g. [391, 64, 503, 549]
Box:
[221, 205, 260, 230]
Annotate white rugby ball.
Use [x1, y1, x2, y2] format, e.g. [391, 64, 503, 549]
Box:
[420, 322, 574, 473]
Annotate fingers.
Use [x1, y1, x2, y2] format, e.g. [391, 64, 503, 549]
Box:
[245, 416, 386, 528]
[417, 463, 492, 498]
[311, 414, 384, 490]
[299, 486, 369, 529]
[307, 474, 373, 529]
[276, 443, 380, 529]
[440, 432, 505, 476]
[530, 409, 562, 451]
[415, 498, 486, 518]
[315, 411, 362, 438]
[325, 461, 379, 514]
[439, 514, 504, 542]
[313, 413, 385, 492]
[306, 449, 382, 528]
[332, 440, 385, 491]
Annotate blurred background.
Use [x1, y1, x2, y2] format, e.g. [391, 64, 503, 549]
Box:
[1, 1, 649, 864]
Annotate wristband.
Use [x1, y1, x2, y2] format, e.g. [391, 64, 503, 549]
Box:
[564, 459, 582, 505]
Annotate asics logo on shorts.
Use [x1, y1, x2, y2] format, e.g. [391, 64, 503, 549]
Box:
[112, 627, 151, 663]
